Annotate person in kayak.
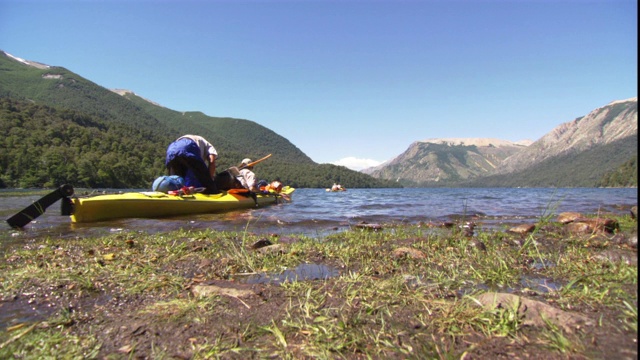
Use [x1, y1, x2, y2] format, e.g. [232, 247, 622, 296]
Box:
[236, 158, 258, 192]
[165, 135, 221, 194]
[236, 158, 285, 197]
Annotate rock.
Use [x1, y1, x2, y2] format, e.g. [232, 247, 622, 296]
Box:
[557, 212, 583, 224]
[255, 243, 287, 256]
[441, 221, 455, 228]
[630, 232, 638, 248]
[566, 222, 593, 235]
[582, 218, 619, 234]
[566, 218, 619, 235]
[251, 238, 272, 249]
[631, 206, 637, 220]
[468, 239, 487, 251]
[355, 223, 383, 231]
[191, 284, 255, 298]
[593, 249, 637, 266]
[392, 247, 426, 259]
[473, 292, 593, 333]
[611, 233, 638, 249]
[419, 221, 455, 228]
[459, 222, 475, 237]
[508, 224, 536, 235]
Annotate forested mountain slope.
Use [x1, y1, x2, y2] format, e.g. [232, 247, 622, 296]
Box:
[121, 91, 314, 167]
[0, 51, 398, 189]
[0, 98, 166, 188]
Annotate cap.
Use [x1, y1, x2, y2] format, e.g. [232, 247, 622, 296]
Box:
[240, 158, 252, 167]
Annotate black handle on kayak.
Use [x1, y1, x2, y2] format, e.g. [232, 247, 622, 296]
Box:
[6, 184, 74, 228]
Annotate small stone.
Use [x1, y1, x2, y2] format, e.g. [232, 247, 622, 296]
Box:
[508, 224, 536, 235]
[355, 223, 383, 230]
[255, 243, 286, 255]
[557, 212, 583, 224]
[469, 239, 487, 251]
[566, 222, 593, 235]
[251, 238, 272, 249]
[392, 247, 426, 259]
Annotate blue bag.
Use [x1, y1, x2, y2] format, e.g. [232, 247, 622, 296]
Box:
[152, 175, 185, 193]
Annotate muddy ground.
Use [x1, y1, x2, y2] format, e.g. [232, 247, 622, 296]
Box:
[1, 213, 637, 359]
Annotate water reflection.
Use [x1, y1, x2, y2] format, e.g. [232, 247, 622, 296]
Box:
[232, 263, 339, 284]
[520, 275, 563, 293]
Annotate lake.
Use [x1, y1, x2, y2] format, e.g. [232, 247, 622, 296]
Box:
[1, 188, 637, 247]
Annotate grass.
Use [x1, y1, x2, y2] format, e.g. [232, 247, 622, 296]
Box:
[0, 212, 637, 359]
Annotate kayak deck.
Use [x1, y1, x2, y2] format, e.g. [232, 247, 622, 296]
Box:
[70, 187, 294, 223]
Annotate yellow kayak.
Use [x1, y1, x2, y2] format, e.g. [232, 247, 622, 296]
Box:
[70, 187, 294, 223]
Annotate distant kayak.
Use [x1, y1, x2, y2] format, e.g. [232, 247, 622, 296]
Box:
[71, 187, 295, 223]
[326, 188, 347, 192]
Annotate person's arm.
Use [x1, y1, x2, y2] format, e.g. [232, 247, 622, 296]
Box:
[246, 171, 257, 191]
[208, 154, 217, 178]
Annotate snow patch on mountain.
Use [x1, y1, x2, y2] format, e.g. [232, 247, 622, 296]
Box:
[3, 51, 51, 69]
[419, 138, 531, 147]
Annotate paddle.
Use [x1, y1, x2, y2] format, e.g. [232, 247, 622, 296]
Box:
[215, 154, 273, 191]
[239, 154, 272, 170]
[7, 184, 75, 228]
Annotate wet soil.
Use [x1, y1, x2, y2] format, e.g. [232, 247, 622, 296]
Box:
[0, 216, 637, 359]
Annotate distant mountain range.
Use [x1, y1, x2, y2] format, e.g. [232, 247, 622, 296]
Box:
[363, 138, 531, 183]
[365, 98, 637, 187]
[0, 50, 636, 188]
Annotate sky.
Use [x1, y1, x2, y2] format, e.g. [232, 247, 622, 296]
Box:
[0, 0, 637, 170]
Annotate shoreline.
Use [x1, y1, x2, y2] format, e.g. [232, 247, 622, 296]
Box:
[1, 210, 637, 358]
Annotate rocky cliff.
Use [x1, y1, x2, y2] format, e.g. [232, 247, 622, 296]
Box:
[497, 98, 637, 174]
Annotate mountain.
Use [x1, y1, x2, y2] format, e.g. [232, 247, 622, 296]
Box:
[1, 50, 635, 188]
[464, 134, 637, 187]
[366, 138, 530, 186]
[497, 98, 637, 174]
[367, 98, 637, 187]
[0, 51, 399, 189]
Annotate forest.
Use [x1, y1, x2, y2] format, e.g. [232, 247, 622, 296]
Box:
[0, 98, 399, 189]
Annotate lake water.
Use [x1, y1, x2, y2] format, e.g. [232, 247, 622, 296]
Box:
[1, 188, 637, 247]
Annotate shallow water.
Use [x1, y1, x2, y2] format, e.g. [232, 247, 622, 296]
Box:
[2, 188, 637, 249]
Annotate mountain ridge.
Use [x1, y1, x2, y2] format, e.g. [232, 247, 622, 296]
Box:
[366, 98, 637, 187]
[419, 138, 534, 147]
[0, 50, 399, 188]
[1, 50, 635, 188]
[498, 97, 637, 174]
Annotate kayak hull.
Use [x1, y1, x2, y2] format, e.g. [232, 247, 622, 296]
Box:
[70, 187, 294, 223]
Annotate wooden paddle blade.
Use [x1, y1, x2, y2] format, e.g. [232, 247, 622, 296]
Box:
[6, 184, 74, 228]
[241, 154, 272, 169]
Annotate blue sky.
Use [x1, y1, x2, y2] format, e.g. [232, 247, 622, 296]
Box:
[1, 0, 637, 170]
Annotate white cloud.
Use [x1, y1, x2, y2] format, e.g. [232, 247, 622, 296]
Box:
[332, 157, 382, 171]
